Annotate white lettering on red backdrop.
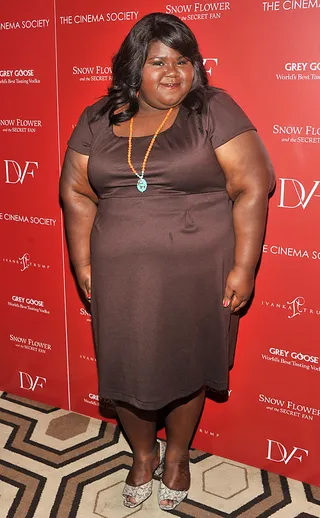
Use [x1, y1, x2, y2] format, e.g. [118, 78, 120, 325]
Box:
[267, 440, 309, 464]
[277, 179, 320, 209]
[4, 160, 38, 184]
[19, 371, 47, 391]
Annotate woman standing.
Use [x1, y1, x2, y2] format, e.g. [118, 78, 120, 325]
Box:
[60, 12, 275, 511]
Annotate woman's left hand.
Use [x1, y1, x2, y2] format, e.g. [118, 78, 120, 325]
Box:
[223, 266, 255, 313]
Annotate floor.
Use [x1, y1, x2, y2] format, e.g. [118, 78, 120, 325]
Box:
[1, 391, 320, 517]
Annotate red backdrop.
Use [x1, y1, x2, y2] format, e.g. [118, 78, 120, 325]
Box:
[1, 0, 320, 486]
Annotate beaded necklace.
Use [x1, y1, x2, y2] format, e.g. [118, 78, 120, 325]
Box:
[127, 107, 174, 192]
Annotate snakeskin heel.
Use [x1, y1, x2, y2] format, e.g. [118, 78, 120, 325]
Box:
[158, 479, 188, 511]
[154, 439, 166, 476]
[122, 439, 167, 508]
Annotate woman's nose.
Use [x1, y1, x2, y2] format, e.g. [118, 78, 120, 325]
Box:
[165, 63, 179, 76]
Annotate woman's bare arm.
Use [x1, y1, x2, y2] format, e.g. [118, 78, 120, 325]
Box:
[215, 130, 275, 312]
[59, 148, 98, 298]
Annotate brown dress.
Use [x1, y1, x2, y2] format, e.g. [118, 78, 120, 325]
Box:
[68, 87, 256, 410]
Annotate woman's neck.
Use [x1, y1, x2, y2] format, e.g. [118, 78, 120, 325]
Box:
[137, 96, 180, 117]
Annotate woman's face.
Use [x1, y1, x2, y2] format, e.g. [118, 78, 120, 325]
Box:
[139, 40, 195, 110]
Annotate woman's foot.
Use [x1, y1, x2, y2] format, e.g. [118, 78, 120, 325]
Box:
[159, 451, 190, 508]
[123, 442, 161, 506]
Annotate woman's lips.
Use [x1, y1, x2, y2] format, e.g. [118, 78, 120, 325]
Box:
[160, 82, 181, 89]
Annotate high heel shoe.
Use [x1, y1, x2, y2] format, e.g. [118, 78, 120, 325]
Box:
[154, 439, 166, 476]
[158, 479, 188, 511]
[122, 439, 166, 508]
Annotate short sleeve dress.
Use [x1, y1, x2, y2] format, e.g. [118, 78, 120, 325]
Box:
[68, 87, 256, 410]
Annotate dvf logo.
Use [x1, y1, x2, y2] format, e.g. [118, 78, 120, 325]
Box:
[4, 160, 38, 184]
[203, 58, 218, 77]
[19, 371, 46, 391]
[278, 178, 320, 209]
[267, 439, 308, 464]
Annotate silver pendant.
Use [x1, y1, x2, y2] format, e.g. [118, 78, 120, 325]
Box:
[137, 178, 147, 193]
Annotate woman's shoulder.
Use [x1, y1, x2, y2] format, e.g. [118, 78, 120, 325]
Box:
[202, 86, 252, 123]
[86, 96, 109, 122]
[200, 86, 256, 146]
[202, 86, 234, 108]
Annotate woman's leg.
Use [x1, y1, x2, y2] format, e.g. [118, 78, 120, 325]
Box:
[161, 388, 205, 505]
[114, 401, 159, 503]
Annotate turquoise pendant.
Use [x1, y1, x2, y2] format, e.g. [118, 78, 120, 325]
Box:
[137, 178, 147, 193]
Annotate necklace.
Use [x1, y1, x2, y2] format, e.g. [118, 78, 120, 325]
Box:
[127, 107, 174, 193]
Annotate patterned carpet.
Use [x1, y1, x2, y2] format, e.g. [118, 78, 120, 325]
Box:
[1, 392, 320, 517]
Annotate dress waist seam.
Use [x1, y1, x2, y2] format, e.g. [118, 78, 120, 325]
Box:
[99, 190, 228, 201]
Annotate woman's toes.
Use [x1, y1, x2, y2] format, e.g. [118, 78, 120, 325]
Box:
[159, 498, 174, 507]
[124, 496, 136, 505]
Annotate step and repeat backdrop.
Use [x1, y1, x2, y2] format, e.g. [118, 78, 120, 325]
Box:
[1, 0, 320, 486]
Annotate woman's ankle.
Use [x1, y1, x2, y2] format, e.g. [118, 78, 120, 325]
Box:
[133, 441, 159, 463]
[165, 447, 189, 464]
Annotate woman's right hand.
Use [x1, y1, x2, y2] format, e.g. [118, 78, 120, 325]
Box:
[75, 264, 91, 301]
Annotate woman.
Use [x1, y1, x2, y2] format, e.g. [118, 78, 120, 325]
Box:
[60, 12, 275, 511]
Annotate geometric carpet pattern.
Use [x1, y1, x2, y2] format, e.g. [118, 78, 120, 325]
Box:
[1, 392, 320, 518]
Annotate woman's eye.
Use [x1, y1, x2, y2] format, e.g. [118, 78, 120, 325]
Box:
[178, 60, 188, 65]
[152, 61, 164, 66]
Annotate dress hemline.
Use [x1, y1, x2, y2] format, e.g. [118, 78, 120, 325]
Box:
[99, 380, 229, 411]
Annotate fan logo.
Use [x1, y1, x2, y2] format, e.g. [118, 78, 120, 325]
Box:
[4, 160, 38, 184]
[273, 125, 320, 143]
[72, 65, 112, 75]
[0, 119, 42, 134]
[72, 65, 112, 83]
[19, 371, 46, 391]
[267, 440, 308, 464]
[165, 2, 231, 20]
[278, 178, 320, 209]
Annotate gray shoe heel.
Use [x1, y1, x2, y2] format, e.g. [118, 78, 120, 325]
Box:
[154, 439, 166, 476]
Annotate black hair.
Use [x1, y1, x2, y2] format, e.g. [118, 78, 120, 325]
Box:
[96, 12, 209, 125]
